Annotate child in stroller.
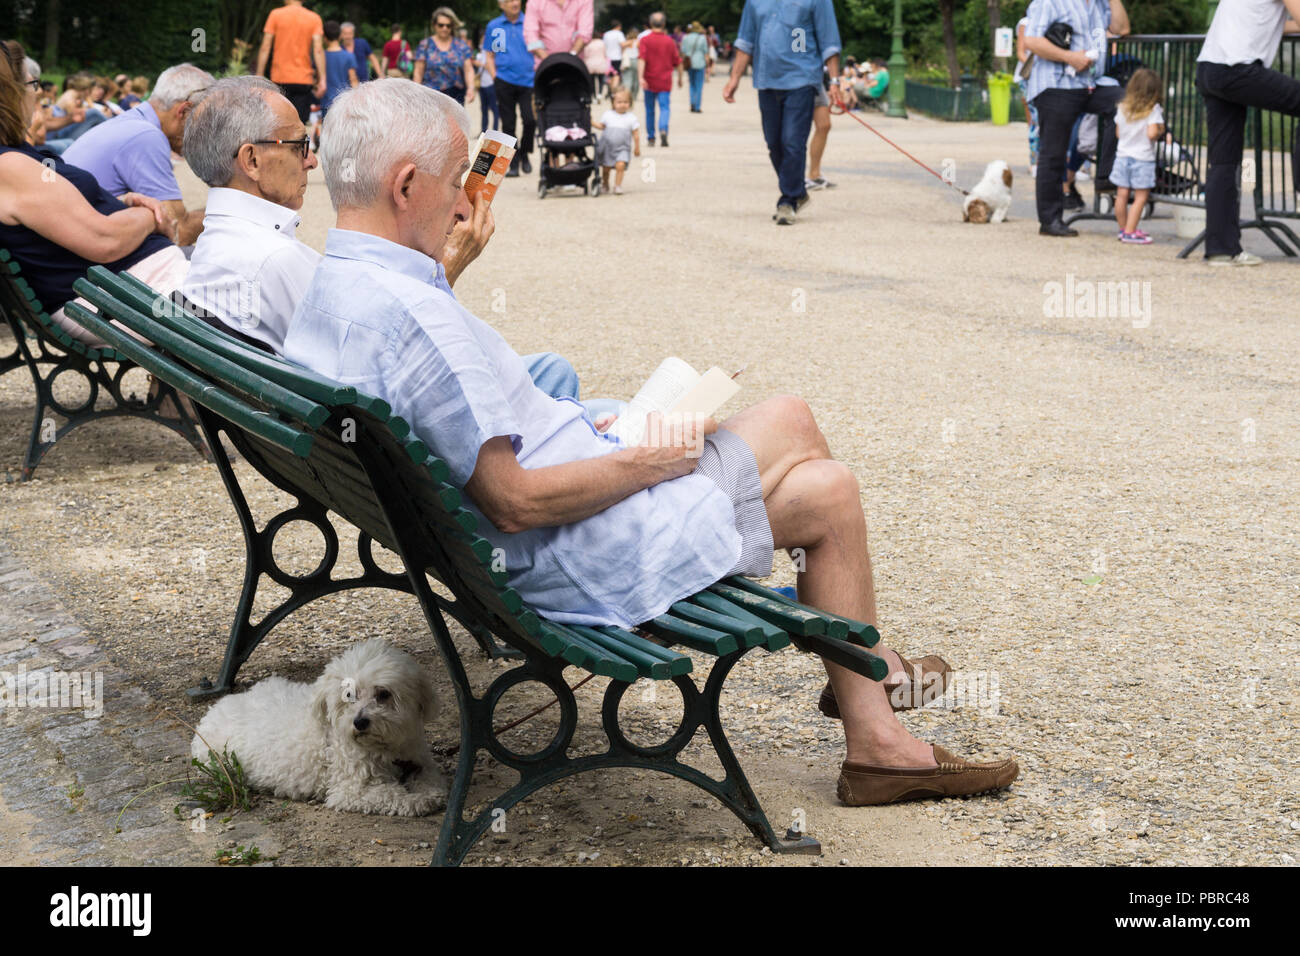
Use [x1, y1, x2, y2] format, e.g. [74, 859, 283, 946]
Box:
[534, 52, 602, 198]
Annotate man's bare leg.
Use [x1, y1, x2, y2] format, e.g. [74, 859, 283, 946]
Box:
[721, 396, 936, 768]
[808, 105, 831, 181]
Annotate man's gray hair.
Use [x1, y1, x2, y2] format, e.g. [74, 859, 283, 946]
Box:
[183, 76, 280, 186]
[341, 21, 356, 31]
[320, 78, 473, 212]
[23, 57, 40, 82]
[151, 63, 216, 110]
[649, 11, 666, 28]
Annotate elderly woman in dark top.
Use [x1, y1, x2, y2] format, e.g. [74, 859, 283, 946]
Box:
[0, 40, 182, 346]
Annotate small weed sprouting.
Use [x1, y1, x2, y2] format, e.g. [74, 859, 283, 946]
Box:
[214, 844, 262, 866]
[180, 747, 253, 815]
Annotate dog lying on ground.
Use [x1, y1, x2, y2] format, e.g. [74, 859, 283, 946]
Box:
[191, 639, 445, 816]
[963, 160, 1013, 223]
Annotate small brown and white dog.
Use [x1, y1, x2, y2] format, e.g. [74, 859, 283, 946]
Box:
[963, 160, 1013, 223]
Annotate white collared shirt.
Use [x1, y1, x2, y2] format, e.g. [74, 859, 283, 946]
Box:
[182, 187, 321, 352]
[1199, 0, 1290, 66]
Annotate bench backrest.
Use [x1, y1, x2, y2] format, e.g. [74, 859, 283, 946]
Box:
[0, 248, 124, 363]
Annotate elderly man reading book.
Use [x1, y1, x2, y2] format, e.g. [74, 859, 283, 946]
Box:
[283, 79, 1019, 806]
[180, 75, 582, 401]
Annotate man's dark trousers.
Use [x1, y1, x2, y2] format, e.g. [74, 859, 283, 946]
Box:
[279, 83, 314, 124]
[1197, 60, 1300, 258]
[1033, 85, 1122, 226]
[757, 85, 816, 208]
[495, 78, 537, 157]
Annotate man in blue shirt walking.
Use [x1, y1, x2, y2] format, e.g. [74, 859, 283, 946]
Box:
[484, 0, 535, 175]
[723, 0, 842, 224]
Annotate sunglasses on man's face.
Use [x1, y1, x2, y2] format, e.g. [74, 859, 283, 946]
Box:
[241, 137, 312, 159]
[436, 22, 453, 28]
[24, 79, 42, 91]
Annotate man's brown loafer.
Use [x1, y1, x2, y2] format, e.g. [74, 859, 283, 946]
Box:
[836, 745, 1018, 805]
[818, 653, 952, 717]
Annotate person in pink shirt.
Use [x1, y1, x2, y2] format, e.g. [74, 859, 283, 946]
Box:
[524, 0, 594, 65]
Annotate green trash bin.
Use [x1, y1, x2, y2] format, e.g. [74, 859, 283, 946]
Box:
[988, 72, 1013, 125]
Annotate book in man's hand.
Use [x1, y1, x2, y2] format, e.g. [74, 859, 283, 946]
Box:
[605, 356, 742, 447]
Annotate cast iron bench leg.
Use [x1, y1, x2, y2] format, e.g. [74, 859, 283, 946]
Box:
[422, 630, 820, 866]
[188, 414, 414, 697]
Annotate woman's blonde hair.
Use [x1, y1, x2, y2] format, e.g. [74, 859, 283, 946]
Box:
[1121, 67, 1162, 123]
[431, 7, 462, 32]
[0, 39, 29, 147]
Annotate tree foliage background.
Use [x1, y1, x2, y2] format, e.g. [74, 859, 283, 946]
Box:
[5, 0, 1210, 80]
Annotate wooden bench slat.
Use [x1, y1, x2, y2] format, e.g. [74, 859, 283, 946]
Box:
[707, 583, 829, 637]
[73, 279, 332, 430]
[61, 302, 313, 457]
[641, 614, 739, 656]
[667, 600, 767, 647]
[101, 269, 364, 410]
[565, 625, 678, 679]
[687, 591, 791, 651]
[722, 576, 880, 647]
[593, 626, 693, 675]
[539, 622, 638, 682]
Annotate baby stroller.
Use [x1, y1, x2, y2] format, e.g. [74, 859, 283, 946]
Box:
[533, 53, 601, 198]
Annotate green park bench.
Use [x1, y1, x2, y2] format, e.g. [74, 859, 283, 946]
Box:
[64, 265, 890, 866]
[0, 248, 206, 479]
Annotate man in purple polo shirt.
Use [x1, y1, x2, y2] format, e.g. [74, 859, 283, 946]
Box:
[63, 64, 215, 247]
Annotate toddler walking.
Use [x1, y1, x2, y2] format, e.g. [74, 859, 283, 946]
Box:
[593, 87, 641, 194]
[1112, 68, 1165, 245]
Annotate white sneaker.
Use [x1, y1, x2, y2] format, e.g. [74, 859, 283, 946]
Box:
[1207, 251, 1263, 266]
[614, 186, 623, 194]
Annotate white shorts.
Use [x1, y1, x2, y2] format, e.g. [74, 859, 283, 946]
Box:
[51, 245, 189, 348]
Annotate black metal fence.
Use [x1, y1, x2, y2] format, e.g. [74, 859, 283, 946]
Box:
[1070, 34, 1300, 256]
[905, 78, 1026, 122]
[1105, 34, 1208, 209]
[1252, 37, 1300, 230]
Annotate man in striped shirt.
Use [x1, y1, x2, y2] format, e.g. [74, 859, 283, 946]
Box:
[1021, 0, 1130, 236]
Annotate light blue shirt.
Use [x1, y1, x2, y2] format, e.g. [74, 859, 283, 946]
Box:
[61, 101, 183, 201]
[735, 0, 841, 91]
[282, 230, 743, 628]
[1023, 0, 1118, 103]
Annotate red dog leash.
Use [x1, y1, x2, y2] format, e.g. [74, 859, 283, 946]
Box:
[830, 100, 970, 197]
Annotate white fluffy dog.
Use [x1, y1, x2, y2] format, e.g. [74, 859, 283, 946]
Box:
[963, 160, 1013, 223]
[191, 640, 445, 816]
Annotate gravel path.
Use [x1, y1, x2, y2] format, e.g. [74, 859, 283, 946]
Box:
[0, 80, 1296, 866]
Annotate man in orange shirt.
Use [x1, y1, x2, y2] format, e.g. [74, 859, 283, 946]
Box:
[256, 0, 328, 123]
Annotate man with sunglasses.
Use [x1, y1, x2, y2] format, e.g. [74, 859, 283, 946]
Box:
[63, 63, 215, 247]
[182, 77, 576, 401]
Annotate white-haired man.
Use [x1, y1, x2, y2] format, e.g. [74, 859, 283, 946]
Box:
[64, 64, 215, 247]
[183, 77, 582, 399]
[283, 80, 1019, 806]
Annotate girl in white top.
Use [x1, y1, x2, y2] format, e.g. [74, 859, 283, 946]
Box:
[592, 87, 641, 194]
[1111, 68, 1165, 244]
